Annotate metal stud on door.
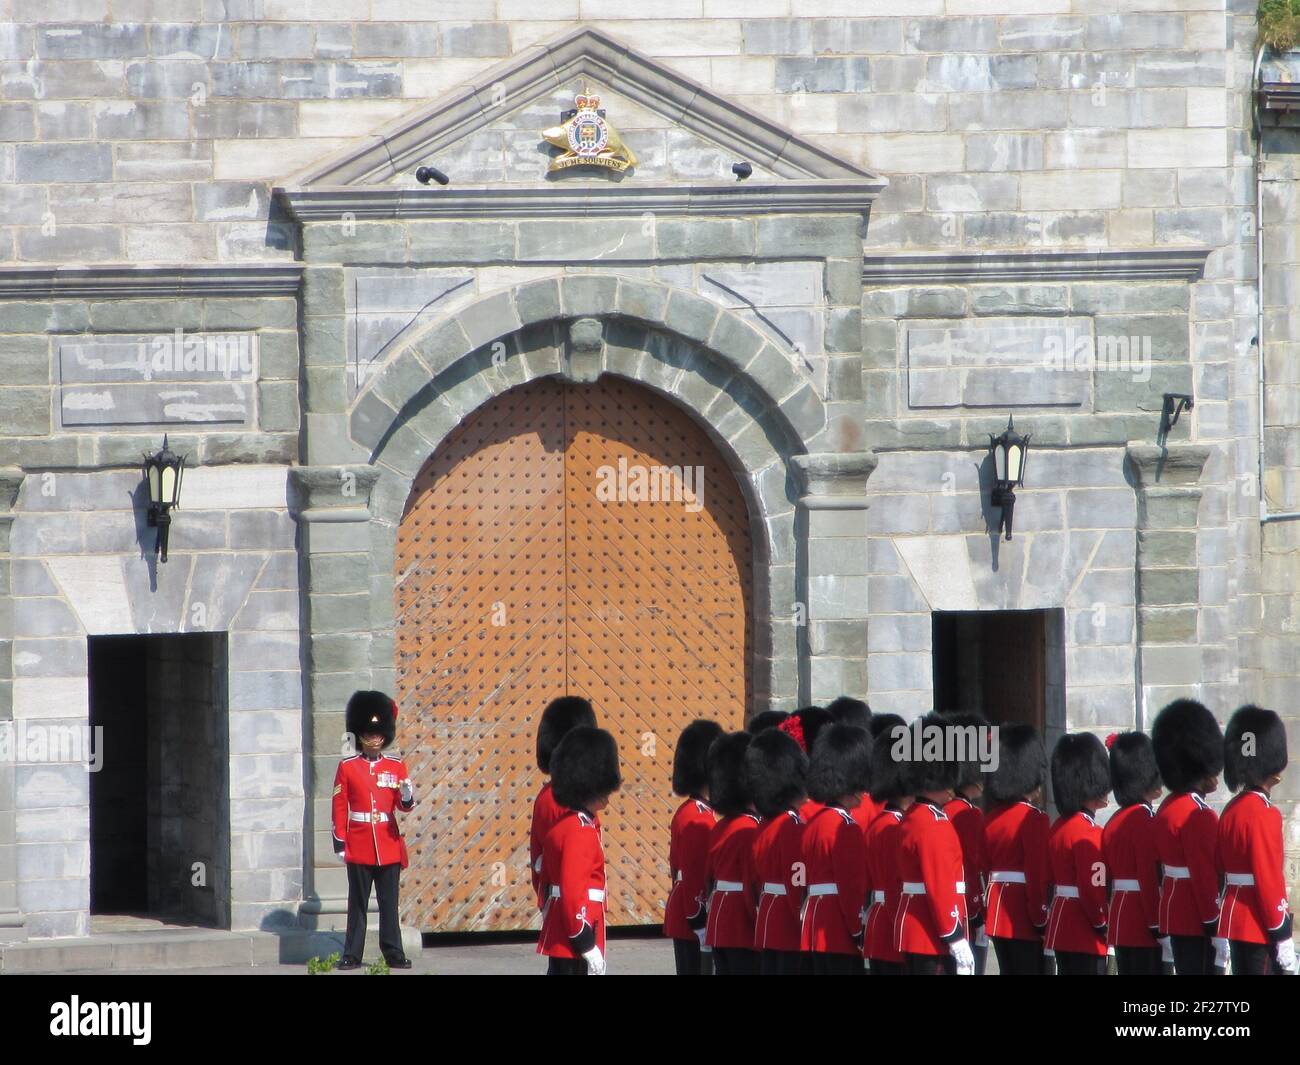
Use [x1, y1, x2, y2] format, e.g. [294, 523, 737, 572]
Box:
[395, 377, 752, 932]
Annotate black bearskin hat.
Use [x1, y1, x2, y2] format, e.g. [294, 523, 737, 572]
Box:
[1109, 731, 1161, 808]
[1224, 705, 1288, 792]
[945, 711, 990, 792]
[346, 690, 396, 748]
[807, 724, 872, 805]
[1051, 733, 1111, 817]
[779, 705, 833, 755]
[870, 713, 905, 741]
[536, 695, 596, 773]
[898, 713, 959, 796]
[868, 725, 909, 805]
[550, 727, 621, 811]
[826, 696, 871, 731]
[744, 728, 808, 817]
[747, 709, 789, 735]
[1151, 699, 1223, 792]
[986, 723, 1046, 804]
[707, 731, 754, 817]
[672, 719, 724, 798]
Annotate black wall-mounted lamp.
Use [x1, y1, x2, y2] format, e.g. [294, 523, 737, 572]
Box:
[731, 161, 752, 180]
[415, 165, 449, 186]
[1159, 392, 1194, 444]
[988, 416, 1030, 542]
[142, 436, 186, 563]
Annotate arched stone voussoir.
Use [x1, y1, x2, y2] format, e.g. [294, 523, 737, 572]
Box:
[355, 277, 828, 460]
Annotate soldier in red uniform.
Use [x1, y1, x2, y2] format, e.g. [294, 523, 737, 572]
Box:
[894, 714, 972, 976]
[703, 731, 761, 975]
[944, 711, 991, 975]
[663, 719, 722, 976]
[529, 696, 596, 912]
[1104, 731, 1164, 975]
[984, 723, 1050, 975]
[863, 714, 910, 975]
[1217, 705, 1296, 975]
[1044, 733, 1111, 975]
[828, 697, 881, 832]
[332, 690, 416, 971]
[801, 722, 873, 974]
[1151, 699, 1224, 975]
[744, 727, 809, 975]
[780, 706, 832, 824]
[537, 726, 621, 975]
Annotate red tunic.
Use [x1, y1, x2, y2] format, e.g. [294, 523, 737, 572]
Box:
[1102, 802, 1160, 948]
[800, 804, 867, 955]
[751, 808, 805, 951]
[703, 813, 760, 950]
[331, 753, 414, 867]
[894, 800, 967, 956]
[1154, 791, 1220, 937]
[663, 798, 715, 940]
[1043, 811, 1107, 956]
[849, 794, 882, 835]
[530, 782, 565, 910]
[944, 795, 988, 930]
[537, 809, 606, 959]
[863, 805, 905, 962]
[984, 800, 1050, 940]
[1216, 789, 1292, 945]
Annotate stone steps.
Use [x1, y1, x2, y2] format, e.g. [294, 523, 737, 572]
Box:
[0, 928, 282, 975]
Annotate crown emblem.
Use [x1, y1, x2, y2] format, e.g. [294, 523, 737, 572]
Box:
[540, 87, 637, 174]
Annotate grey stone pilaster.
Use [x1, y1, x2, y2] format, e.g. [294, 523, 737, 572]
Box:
[1126, 443, 1210, 720]
[0, 469, 25, 941]
[289, 464, 379, 933]
[792, 452, 878, 705]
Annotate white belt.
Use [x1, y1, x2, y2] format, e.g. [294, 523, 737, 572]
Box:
[549, 886, 605, 901]
[1113, 879, 1141, 892]
[807, 883, 839, 897]
[762, 882, 787, 896]
[1163, 865, 1191, 879]
[990, 870, 1026, 884]
[349, 811, 389, 823]
[1224, 873, 1255, 887]
[904, 881, 965, 895]
[1055, 885, 1080, 898]
[674, 871, 683, 882]
[872, 890, 886, 904]
[713, 880, 745, 893]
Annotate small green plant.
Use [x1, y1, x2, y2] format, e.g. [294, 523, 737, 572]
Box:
[307, 951, 340, 975]
[365, 958, 390, 976]
[1261, 0, 1300, 51]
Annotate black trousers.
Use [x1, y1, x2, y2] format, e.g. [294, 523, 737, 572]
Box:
[973, 939, 988, 976]
[713, 947, 758, 975]
[904, 952, 956, 975]
[812, 951, 865, 975]
[992, 936, 1045, 975]
[1171, 934, 1214, 975]
[1055, 951, 1107, 975]
[760, 949, 803, 975]
[672, 937, 704, 975]
[869, 958, 905, 975]
[343, 861, 404, 963]
[1116, 946, 1162, 975]
[1230, 940, 1280, 975]
[547, 955, 588, 975]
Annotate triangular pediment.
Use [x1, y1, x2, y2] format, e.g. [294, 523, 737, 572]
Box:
[283, 27, 880, 189]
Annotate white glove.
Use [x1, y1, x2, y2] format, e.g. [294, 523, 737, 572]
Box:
[582, 947, 606, 976]
[974, 927, 989, 949]
[949, 937, 975, 975]
[1276, 938, 1297, 974]
[1107, 945, 1116, 957]
[399, 779, 414, 804]
[1158, 936, 1174, 964]
[1213, 936, 1229, 970]
[1043, 946, 1055, 958]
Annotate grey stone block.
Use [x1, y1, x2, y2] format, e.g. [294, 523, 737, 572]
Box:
[15, 142, 112, 183]
[93, 100, 189, 140]
[756, 215, 862, 258]
[407, 221, 515, 263]
[193, 100, 297, 138]
[516, 218, 652, 261]
[1139, 568, 1198, 607]
[440, 22, 509, 57]
[258, 381, 300, 433]
[656, 219, 756, 259]
[774, 57, 871, 93]
[37, 23, 146, 59]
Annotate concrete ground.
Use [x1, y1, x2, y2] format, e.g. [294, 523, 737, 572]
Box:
[64, 934, 677, 976]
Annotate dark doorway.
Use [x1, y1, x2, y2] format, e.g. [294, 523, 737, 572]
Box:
[88, 632, 231, 928]
[931, 609, 1065, 737]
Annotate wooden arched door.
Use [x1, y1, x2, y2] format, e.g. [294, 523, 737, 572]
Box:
[395, 376, 753, 932]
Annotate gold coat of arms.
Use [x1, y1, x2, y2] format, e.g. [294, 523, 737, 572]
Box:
[541, 91, 637, 173]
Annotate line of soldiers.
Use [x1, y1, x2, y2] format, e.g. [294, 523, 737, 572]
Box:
[524, 693, 1293, 975]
